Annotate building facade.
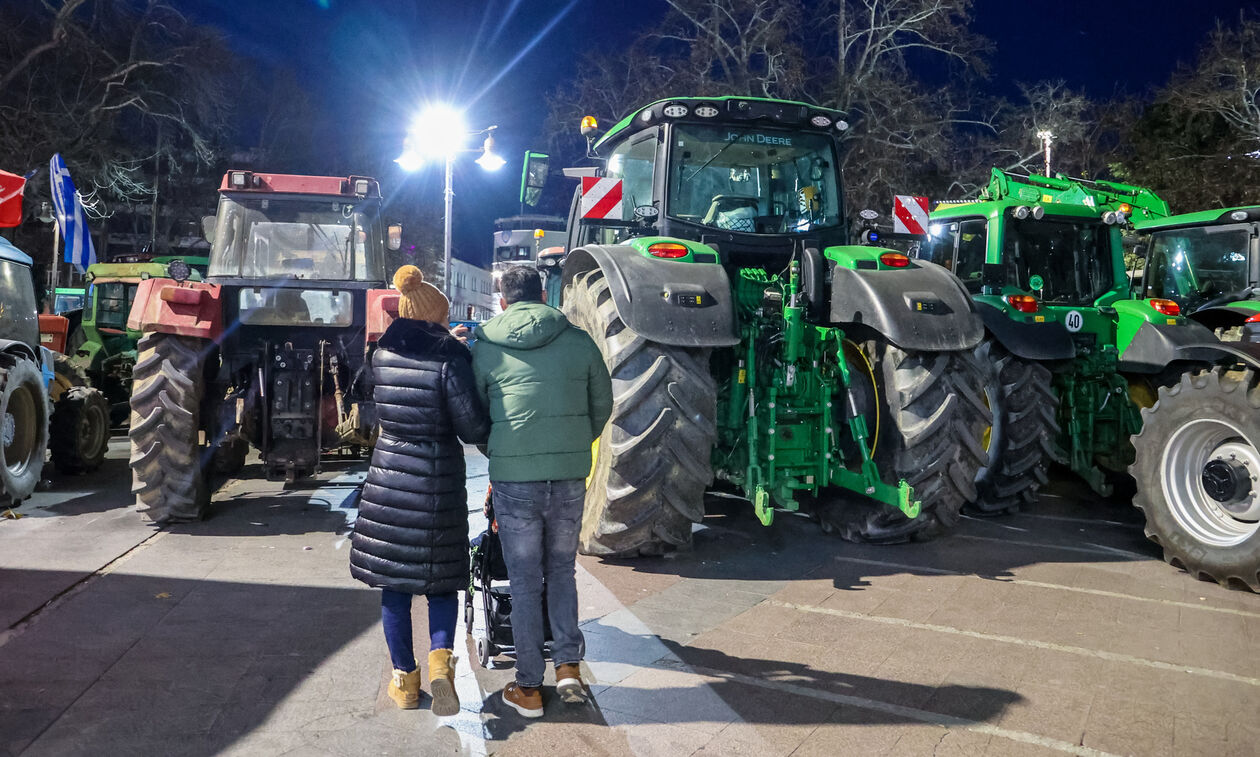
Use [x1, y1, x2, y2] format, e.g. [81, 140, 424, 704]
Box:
[447, 257, 496, 322]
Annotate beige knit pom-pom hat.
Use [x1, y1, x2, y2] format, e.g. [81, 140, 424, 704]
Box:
[393, 265, 449, 326]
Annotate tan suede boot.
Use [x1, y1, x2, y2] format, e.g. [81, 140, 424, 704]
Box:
[387, 665, 422, 710]
[428, 649, 460, 716]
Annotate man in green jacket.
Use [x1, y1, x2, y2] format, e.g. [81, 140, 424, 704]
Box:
[472, 265, 612, 718]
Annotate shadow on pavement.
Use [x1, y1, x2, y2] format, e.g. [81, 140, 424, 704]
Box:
[0, 569, 380, 757]
[602, 483, 1157, 592]
[466, 623, 1021, 749]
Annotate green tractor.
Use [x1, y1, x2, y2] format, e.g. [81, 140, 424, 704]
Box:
[547, 97, 990, 556]
[922, 170, 1260, 589]
[1125, 207, 1260, 589]
[1133, 207, 1260, 340]
[74, 258, 205, 425]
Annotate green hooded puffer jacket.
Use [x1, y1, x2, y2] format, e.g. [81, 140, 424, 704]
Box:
[472, 302, 612, 482]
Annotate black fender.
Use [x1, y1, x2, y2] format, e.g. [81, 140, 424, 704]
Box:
[1188, 304, 1253, 332]
[974, 301, 1075, 361]
[827, 260, 984, 351]
[0, 338, 39, 365]
[561, 245, 740, 347]
[1171, 340, 1260, 372]
[1118, 320, 1228, 373]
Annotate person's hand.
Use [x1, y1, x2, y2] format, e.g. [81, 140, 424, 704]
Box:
[451, 324, 471, 344]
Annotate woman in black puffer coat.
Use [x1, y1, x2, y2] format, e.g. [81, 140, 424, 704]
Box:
[350, 266, 489, 715]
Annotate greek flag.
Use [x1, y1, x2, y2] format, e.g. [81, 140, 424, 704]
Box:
[49, 153, 96, 273]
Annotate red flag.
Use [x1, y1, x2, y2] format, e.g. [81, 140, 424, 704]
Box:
[0, 169, 27, 228]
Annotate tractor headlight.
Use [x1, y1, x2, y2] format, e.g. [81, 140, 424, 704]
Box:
[167, 259, 192, 283]
[662, 103, 689, 118]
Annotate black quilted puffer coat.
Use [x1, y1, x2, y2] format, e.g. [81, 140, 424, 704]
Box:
[350, 318, 490, 595]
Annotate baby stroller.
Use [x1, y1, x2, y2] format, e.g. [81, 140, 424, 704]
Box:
[466, 487, 551, 668]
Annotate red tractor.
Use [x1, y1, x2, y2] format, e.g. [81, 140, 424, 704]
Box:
[127, 171, 405, 523]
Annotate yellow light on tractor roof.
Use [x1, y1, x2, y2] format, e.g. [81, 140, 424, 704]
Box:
[580, 116, 599, 136]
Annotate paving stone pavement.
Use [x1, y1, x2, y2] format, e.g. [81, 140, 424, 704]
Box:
[1, 443, 1257, 756]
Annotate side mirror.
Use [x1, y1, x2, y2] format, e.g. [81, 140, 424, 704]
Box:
[520, 151, 550, 208]
[201, 216, 216, 245]
[387, 223, 402, 251]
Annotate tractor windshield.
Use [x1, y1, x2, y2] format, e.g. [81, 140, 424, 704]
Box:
[1003, 217, 1113, 304]
[1144, 224, 1251, 311]
[0, 259, 37, 346]
[90, 282, 137, 330]
[667, 124, 842, 234]
[207, 195, 385, 282]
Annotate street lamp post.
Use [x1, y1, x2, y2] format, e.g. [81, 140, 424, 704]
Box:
[396, 107, 504, 299]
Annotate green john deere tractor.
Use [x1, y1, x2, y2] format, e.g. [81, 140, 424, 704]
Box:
[1125, 207, 1260, 589]
[923, 170, 1260, 589]
[1133, 207, 1260, 340]
[74, 258, 205, 425]
[547, 97, 991, 557]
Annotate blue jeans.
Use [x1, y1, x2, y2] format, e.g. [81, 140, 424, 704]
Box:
[492, 479, 586, 688]
[381, 589, 458, 672]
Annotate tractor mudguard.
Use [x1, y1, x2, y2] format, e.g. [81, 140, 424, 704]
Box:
[1118, 320, 1226, 373]
[974, 301, 1075, 361]
[127, 278, 223, 341]
[827, 261, 984, 352]
[1188, 303, 1257, 332]
[0, 338, 40, 365]
[1165, 340, 1260, 372]
[562, 245, 740, 347]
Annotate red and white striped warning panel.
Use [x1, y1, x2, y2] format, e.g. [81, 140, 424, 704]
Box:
[580, 177, 624, 220]
[892, 195, 930, 235]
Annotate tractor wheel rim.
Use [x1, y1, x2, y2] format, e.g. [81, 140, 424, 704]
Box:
[79, 401, 108, 458]
[1161, 417, 1260, 547]
[3, 384, 38, 477]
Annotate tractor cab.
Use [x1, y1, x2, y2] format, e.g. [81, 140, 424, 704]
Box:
[207, 171, 388, 303]
[1134, 206, 1260, 336]
[567, 98, 852, 261]
[922, 202, 1121, 305]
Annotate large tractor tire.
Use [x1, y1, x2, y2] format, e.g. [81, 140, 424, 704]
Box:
[50, 386, 110, 474]
[563, 268, 716, 556]
[0, 355, 49, 506]
[968, 340, 1059, 515]
[821, 341, 990, 543]
[128, 333, 209, 524]
[1131, 367, 1260, 591]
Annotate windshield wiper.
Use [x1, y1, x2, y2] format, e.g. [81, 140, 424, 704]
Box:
[684, 138, 739, 183]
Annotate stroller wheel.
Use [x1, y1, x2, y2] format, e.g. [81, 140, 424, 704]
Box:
[476, 636, 495, 668]
[464, 600, 474, 631]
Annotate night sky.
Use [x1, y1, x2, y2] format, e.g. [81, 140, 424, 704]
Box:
[181, 0, 1252, 267]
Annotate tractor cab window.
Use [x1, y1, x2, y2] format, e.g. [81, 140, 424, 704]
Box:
[573, 132, 658, 248]
[208, 195, 385, 282]
[0, 260, 38, 344]
[1145, 224, 1251, 310]
[918, 218, 988, 293]
[668, 124, 841, 234]
[93, 282, 136, 330]
[237, 288, 354, 327]
[1003, 217, 1112, 304]
[606, 133, 657, 218]
[495, 245, 533, 262]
